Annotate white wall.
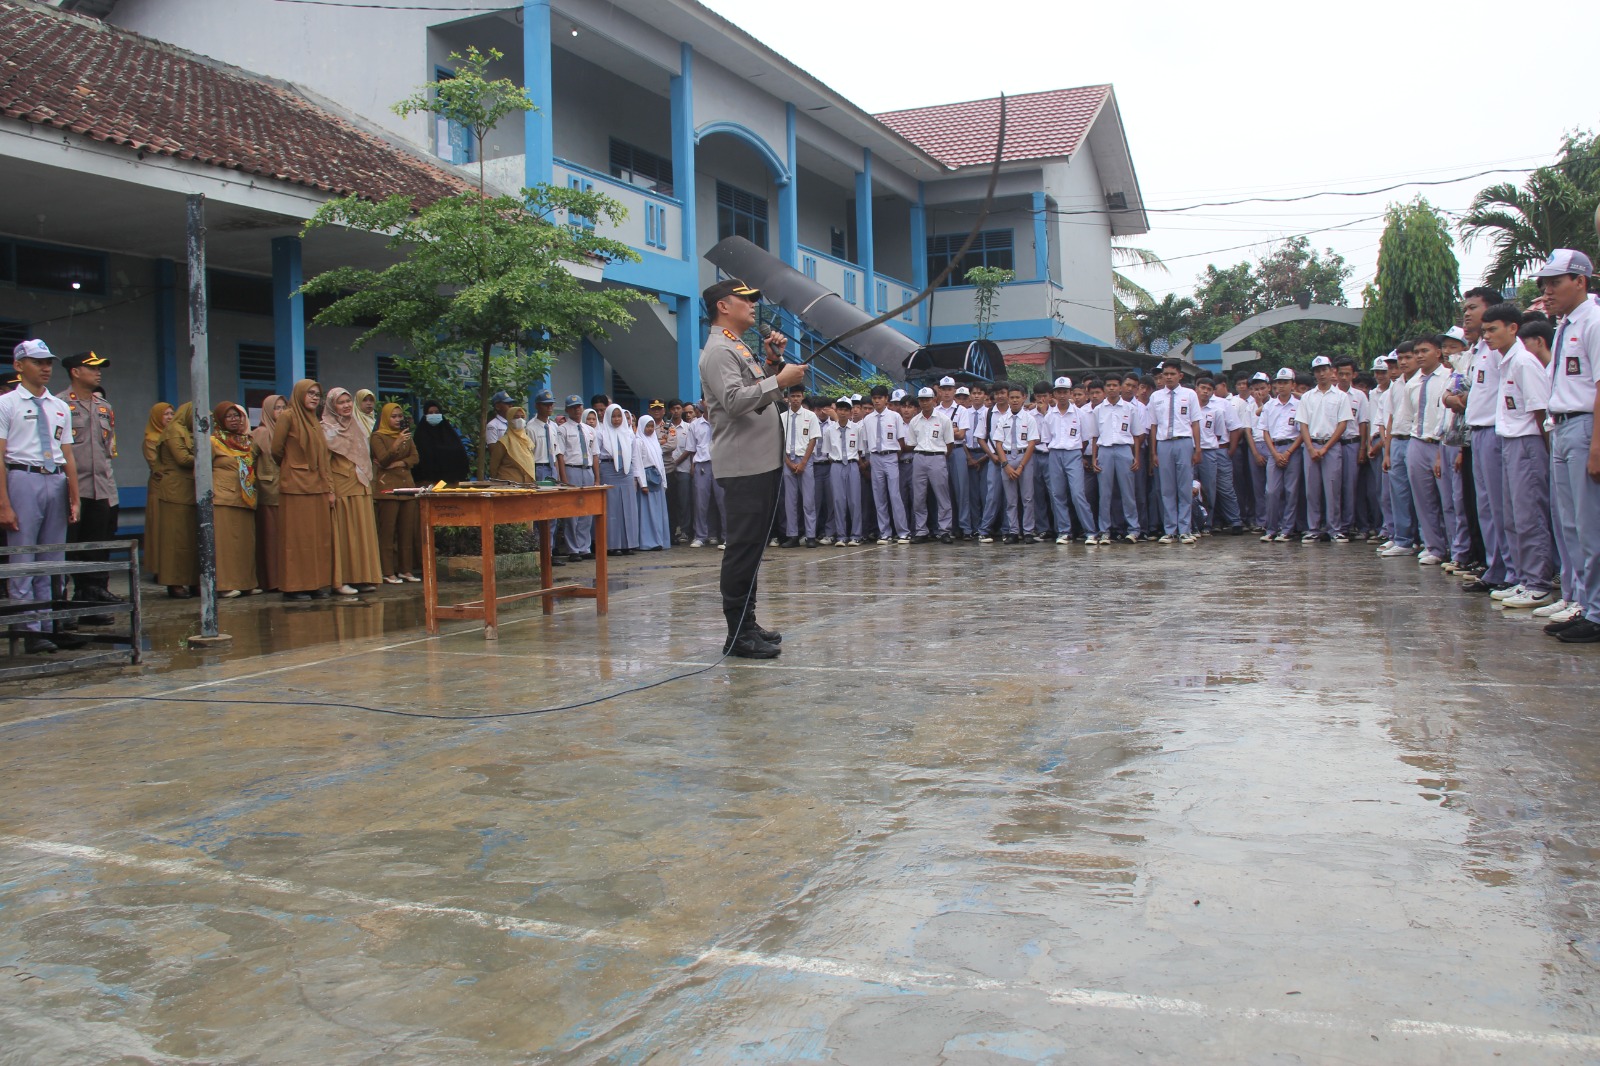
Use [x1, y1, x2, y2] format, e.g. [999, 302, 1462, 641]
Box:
[549, 49, 672, 177]
[1045, 154, 1115, 344]
[794, 167, 849, 254]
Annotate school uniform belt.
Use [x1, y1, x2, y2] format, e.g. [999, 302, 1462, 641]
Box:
[812, 458, 833, 466]
[1310, 437, 1331, 444]
[1420, 436, 1441, 444]
[1553, 411, 1594, 424]
[915, 449, 944, 455]
[5, 462, 62, 476]
[1272, 439, 1296, 446]
[1390, 432, 1411, 439]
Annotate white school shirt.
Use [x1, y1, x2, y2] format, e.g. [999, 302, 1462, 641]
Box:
[0, 385, 72, 466]
[1463, 338, 1503, 429]
[1095, 399, 1136, 447]
[1129, 398, 1152, 438]
[1550, 296, 1600, 415]
[1147, 386, 1200, 440]
[779, 407, 821, 459]
[1040, 407, 1081, 451]
[864, 408, 907, 454]
[1388, 372, 1418, 436]
[1497, 341, 1550, 438]
[989, 408, 1039, 456]
[964, 404, 990, 451]
[687, 417, 715, 464]
[485, 413, 507, 446]
[557, 419, 596, 467]
[906, 410, 955, 453]
[530, 416, 561, 465]
[1368, 386, 1389, 439]
[1258, 396, 1298, 442]
[1198, 396, 1239, 449]
[1295, 385, 1349, 441]
[1412, 365, 1453, 441]
[1245, 396, 1266, 442]
[1340, 387, 1369, 441]
[937, 402, 971, 444]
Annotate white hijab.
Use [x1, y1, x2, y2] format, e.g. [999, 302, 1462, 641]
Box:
[636, 415, 665, 482]
[596, 403, 631, 474]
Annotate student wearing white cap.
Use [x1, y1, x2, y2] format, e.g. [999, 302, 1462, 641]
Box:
[778, 384, 820, 547]
[933, 376, 973, 538]
[890, 388, 914, 520]
[985, 381, 1040, 542]
[1404, 335, 1455, 565]
[1145, 362, 1202, 544]
[1533, 249, 1600, 642]
[559, 395, 601, 559]
[0, 340, 83, 653]
[822, 397, 863, 545]
[906, 386, 955, 542]
[1244, 371, 1272, 530]
[1259, 367, 1303, 542]
[1040, 376, 1091, 543]
[1090, 375, 1141, 544]
[956, 385, 983, 537]
[864, 385, 910, 543]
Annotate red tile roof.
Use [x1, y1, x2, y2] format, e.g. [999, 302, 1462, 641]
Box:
[875, 86, 1111, 169]
[0, 0, 468, 206]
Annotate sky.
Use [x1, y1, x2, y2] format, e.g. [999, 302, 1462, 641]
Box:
[698, 0, 1600, 306]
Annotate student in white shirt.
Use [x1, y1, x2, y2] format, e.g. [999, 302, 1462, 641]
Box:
[906, 386, 955, 542]
[933, 376, 972, 538]
[557, 396, 600, 559]
[1091, 377, 1141, 544]
[1145, 362, 1203, 543]
[983, 383, 1040, 543]
[823, 397, 862, 545]
[956, 385, 985, 538]
[1331, 357, 1370, 540]
[679, 403, 720, 547]
[1380, 343, 1421, 556]
[1481, 302, 1558, 609]
[863, 385, 910, 543]
[1040, 376, 1092, 544]
[1404, 335, 1456, 565]
[1296, 356, 1351, 542]
[1243, 371, 1271, 531]
[1195, 375, 1244, 535]
[1258, 368, 1303, 542]
[484, 390, 513, 446]
[778, 385, 820, 547]
[1457, 288, 1513, 589]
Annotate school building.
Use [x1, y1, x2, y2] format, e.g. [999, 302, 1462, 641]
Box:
[4, 0, 1149, 513]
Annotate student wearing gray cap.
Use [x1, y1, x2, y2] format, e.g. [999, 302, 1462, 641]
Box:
[485, 390, 515, 446]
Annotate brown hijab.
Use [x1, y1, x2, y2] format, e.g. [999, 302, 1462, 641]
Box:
[278, 378, 332, 481]
[252, 394, 283, 455]
[321, 386, 373, 485]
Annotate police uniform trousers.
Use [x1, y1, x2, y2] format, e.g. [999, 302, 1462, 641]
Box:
[782, 457, 817, 539]
[1199, 447, 1242, 531]
[830, 460, 862, 541]
[1469, 427, 1510, 583]
[869, 452, 908, 539]
[717, 467, 780, 638]
[5, 468, 69, 633]
[1155, 438, 1195, 536]
[1551, 415, 1600, 620]
[1264, 444, 1302, 537]
[668, 468, 692, 543]
[1500, 434, 1556, 596]
[67, 494, 118, 596]
[1093, 445, 1137, 537]
[1302, 441, 1343, 537]
[691, 461, 721, 543]
[812, 459, 833, 538]
[1033, 457, 1054, 536]
[910, 452, 952, 536]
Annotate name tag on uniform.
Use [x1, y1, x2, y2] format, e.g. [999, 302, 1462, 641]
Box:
[1567, 355, 1583, 376]
[1477, 370, 1485, 383]
[1179, 404, 1189, 415]
[1505, 395, 1516, 410]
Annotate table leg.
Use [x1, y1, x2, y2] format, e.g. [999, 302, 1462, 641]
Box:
[592, 497, 608, 616]
[539, 519, 554, 615]
[481, 510, 497, 640]
[421, 501, 439, 635]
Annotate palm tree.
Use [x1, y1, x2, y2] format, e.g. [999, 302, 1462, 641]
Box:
[1460, 132, 1600, 289]
[1113, 244, 1165, 347]
[1130, 293, 1198, 353]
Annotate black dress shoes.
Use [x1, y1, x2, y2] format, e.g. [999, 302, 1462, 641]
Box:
[723, 632, 781, 659]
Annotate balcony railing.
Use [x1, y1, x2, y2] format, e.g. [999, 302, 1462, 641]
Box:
[797, 246, 920, 328]
[480, 155, 683, 258]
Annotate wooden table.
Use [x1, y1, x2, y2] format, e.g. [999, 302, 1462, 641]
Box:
[417, 486, 610, 639]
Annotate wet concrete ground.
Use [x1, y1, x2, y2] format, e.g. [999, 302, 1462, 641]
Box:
[2, 539, 1599, 1064]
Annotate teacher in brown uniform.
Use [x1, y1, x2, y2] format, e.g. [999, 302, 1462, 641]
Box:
[272, 378, 335, 601]
[698, 278, 804, 658]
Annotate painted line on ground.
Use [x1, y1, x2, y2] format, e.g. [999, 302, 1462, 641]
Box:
[7, 833, 1594, 1053]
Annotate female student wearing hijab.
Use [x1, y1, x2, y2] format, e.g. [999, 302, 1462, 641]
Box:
[155, 401, 199, 597]
[370, 401, 421, 583]
[636, 414, 671, 550]
[252, 394, 286, 591]
[412, 401, 472, 486]
[141, 401, 173, 580]
[353, 388, 378, 437]
[487, 405, 538, 483]
[272, 378, 336, 600]
[596, 403, 642, 555]
[210, 401, 260, 596]
[321, 386, 382, 594]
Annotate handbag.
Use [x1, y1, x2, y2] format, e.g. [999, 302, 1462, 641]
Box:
[644, 465, 663, 489]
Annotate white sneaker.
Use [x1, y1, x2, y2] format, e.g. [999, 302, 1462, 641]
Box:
[335, 584, 359, 595]
[1417, 553, 1442, 566]
[718, 542, 726, 550]
[978, 534, 995, 544]
[689, 539, 704, 548]
[1490, 583, 1524, 601]
[1056, 534, 1072, 545]
[769, 538, 780, 547]
[1532, 598, 1570, 618]
[1273, 533, 1290, 543]
[1125, 534, 1139, 544]
[1158, 534, 1175, 544]
[1550, 603, 1583, 623]
[820, 536, 835, 546]
[1375, 540, 1394, 552]
[897, 536, 910, 545]
[1379, 545, 1411, 557]
[1504, 588, 1555, 609]
[1101, 534, 1115, 545]
[1331, 534, 1350, 544]
[1302, 532, 1320, 543]
[1441, 561, 1458, 573]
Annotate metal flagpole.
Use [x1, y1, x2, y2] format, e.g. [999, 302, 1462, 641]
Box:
[185, 193, 230, 648]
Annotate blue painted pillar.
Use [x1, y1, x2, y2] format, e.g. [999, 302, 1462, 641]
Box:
[909, 183, 927, 325]
[778, 103, 798, 269]
[1192, 343, 1224, 375]
[523, 0, 554, 188]
[855, 148, 875, 312]
[670, 44, 699, 398]
[581, 339, 606, 402]
[271, 236, 306, 393]
[1031, 191, 1049, 281]
[154, 258, 177, 401]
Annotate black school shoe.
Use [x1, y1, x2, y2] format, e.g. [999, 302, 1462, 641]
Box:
[1557, 619, 1600, 643]
[1460, 579, 1496, 593]
[939, 532, 954, 544]
[1545, 614, 1587, 636]
[723, 632, 781, 658]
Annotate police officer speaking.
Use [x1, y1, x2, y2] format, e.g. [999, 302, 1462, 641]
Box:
[697, 278, 804, 659]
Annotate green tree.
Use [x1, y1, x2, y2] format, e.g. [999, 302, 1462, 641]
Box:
[300, 48, 649, 477]
[1112, 244, 1165, 346]
[1358, 199, 1460, 361]
[1460, 131, 1600, 289]
[966, 265, 1016, 342]
[1128, 293, 1198, 353]
[1189, 236, 1355, 371]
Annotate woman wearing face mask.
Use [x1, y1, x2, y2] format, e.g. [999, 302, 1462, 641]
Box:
[596, 403, 643, 556]
[412, 401, 471, 486]
[141, 402, 174, 581]
[210, 402, 260, 597]
[252, 394, 286, 591]
[488, 406, 538, 484]
[272, 379, 335, 600]
[322, 387, 382, 594]
[155, 402, 199, 597]
[370, 402, 421, 584]
[636, 414, 670, 551]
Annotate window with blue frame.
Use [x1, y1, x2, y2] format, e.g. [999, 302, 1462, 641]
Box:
[927, 229, 1014, 288]
[568, 174, 596, 231]
[239, 342, 317, 416]
[375, 353, 416, 412]
[643, 203, 669, 251]
[716, 181, 768, 250]
[875, 280, 887, 311]
[609, 139, 674, 196]
[901, 290, 914, 322]
[843, 271, 857, 306]
[802, 255, 817, 280]
[433, 67, 473, 165]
